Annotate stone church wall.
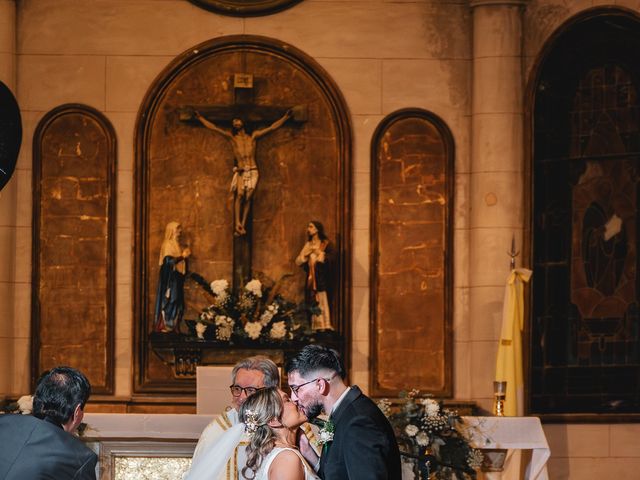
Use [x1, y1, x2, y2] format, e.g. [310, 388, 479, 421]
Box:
[0, 0, 639, 477]
[5, 0, 472, 400]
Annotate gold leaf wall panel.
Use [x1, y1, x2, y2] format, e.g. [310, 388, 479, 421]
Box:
[32, 104, 116, 394]
[370, 109, 453, 397]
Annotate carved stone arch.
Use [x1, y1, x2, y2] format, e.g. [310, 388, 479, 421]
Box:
[370, 108, 454, 397]
[134, 35, 352, 394]
[32, 104, 117, 394]
[527, 8, 640, 419]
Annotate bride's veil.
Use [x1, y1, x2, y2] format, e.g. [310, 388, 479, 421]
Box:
[185, 423, 245, 480]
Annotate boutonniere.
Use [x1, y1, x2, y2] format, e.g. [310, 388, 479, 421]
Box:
[316, 419, 335, 445]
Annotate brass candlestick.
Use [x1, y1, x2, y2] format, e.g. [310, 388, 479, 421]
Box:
[493, 381, 506, 416]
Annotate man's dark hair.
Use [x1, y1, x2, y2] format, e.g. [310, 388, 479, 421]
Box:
[285, 344, 345, 379]
[32, 366, 91, 426]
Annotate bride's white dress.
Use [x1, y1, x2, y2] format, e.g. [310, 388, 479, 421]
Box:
[255, 447, 320, 480]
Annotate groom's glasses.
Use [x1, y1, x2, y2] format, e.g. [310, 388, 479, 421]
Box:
[229, 385, 264, 397]
[289, 373, 337, 396]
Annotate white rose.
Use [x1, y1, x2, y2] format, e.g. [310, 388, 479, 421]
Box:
[195, 322, 207, 339]
[244, 279, 263, 298]
[244, 321, 263, 339]
[216, 325, 232, 341]
[269, 321, 287, 339]
[405, 424, 419, 437]
[416, 431, 430, 446]
[210, 279, 229, 297]
[17, 395, 33, 415]
[260, 310, 274, 326]
[214, 316, 234, 341]
[319, 430, 334, 443]
[376, 399, 391, 416]
[217, 292, 229, 303]
[423, 398, 440, 417]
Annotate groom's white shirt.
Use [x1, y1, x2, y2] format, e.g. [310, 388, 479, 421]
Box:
[187, 407, 248, 480]
[329, 386, 351, 415]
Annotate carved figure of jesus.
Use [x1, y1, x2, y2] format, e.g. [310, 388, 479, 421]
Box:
[194, 110, 292, 236]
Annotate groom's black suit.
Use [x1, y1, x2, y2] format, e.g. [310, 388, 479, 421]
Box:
[318, 385, 401, 480]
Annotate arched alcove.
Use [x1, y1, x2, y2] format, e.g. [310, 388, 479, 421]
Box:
[370, 108, 454, 397]
[32, 104, 117, 394]
[529, 9, 640, 418]
[134, 35, 352, 395]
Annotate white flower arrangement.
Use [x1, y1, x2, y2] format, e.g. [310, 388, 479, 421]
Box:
[377, 391, 482, 480]
[194, 276, 311, 344]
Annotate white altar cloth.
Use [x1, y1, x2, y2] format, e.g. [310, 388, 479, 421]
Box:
[83, 413, 214, 439]
[463, 416, 550, 480]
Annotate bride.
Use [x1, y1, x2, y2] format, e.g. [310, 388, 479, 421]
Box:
[185, 387, 319, 480]
[240, 387, 319, 480]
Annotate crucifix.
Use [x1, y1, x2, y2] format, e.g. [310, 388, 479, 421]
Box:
[179, 73, 306, 291]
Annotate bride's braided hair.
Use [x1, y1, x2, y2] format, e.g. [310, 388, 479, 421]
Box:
[239, 387, 283, 479]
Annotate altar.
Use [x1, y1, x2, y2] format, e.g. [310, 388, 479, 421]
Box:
[83, 413, 550, 480]
[83, 413, 211, 479]
[464, 417, 550, 480]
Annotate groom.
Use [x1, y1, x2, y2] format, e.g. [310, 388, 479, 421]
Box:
[286, 345, 401, 480]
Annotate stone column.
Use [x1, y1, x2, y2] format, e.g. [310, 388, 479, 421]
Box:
[468, 0, 528, 410]
[0, 0, 17, 396]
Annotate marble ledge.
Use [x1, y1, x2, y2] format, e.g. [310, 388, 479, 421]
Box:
[83, 413, 213, 440]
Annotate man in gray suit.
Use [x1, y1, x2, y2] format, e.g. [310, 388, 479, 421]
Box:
[0, 366, 97, 480]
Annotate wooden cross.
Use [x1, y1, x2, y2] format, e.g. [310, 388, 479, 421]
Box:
[179, 73, 306, 291]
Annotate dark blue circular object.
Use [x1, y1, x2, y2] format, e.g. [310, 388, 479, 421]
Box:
[0, 81, 21, 192]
